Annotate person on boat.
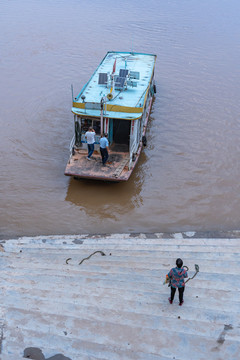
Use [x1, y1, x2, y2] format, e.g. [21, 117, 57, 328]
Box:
[99, 133, 109, 165]
[85, 127, 95, 160]
[167, 258, 188, 306]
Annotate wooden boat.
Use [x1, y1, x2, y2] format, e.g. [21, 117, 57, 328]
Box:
[65, 51, 157, 181]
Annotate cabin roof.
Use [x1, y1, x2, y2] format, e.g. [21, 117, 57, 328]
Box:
[72, 51, 156, 120]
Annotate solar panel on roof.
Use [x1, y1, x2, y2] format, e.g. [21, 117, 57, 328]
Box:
[129, 71, 140, 80]
[127, 80, 138, 87]
[98, 73, 108, 85]
[119, 69, 129, 78]
[114, 76, 126, 90]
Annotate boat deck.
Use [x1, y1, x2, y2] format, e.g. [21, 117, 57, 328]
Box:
[64, 149, 131, 181]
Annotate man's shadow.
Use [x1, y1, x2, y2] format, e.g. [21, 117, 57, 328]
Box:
[23, 347, 72, 360]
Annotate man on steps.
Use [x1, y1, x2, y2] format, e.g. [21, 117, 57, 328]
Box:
[168, 258, 188, 306]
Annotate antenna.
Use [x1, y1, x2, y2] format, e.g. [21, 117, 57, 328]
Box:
[71, 84, 74, 102]
[131, 32, 133, 53]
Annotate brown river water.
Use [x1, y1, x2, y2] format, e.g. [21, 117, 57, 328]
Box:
[1, 0, 240, 239]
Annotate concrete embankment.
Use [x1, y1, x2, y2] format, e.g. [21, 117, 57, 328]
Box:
[0, 232, 240, 359]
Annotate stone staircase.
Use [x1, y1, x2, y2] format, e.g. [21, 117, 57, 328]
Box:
[0, 233, 240, 360]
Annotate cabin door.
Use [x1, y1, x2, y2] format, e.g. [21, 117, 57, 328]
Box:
[113, 119, 130, 146]
[108, 119, 113, 144]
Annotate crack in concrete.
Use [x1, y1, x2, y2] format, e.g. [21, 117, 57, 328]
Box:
[0, 323, 4, 354]
[212, 324, 234, 351]
[217, 324, 233, 344]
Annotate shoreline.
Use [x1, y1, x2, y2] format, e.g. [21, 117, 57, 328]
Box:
[2, 230, 240, 242]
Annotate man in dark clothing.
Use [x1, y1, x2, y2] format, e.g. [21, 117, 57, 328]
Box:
[168, 258, 188, 306]
[99, 133, 109, 165]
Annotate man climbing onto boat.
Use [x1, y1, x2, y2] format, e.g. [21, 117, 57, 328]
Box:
[85, 127, 95, 160]
[168, 258, 188, 306]
[99, 133, 109, 166]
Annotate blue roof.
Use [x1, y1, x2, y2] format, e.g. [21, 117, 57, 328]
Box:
[72, 51, 156, 120]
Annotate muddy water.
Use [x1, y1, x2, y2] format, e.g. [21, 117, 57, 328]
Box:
[1, 0, 240, 238]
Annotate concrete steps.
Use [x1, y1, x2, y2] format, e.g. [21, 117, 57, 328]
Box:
[1, 233, 240, 359]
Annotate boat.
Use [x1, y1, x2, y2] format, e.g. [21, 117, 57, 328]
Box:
[64, 51, 157, 182]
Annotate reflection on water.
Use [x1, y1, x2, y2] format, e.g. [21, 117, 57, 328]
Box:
[1, 0, 240, 238]
[65, 153, 145, 221]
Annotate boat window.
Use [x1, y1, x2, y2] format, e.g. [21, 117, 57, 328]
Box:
[81, 118, 100, 135]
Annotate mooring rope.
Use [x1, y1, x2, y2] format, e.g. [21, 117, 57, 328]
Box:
[79, 250, 106, 265]
[185, 264, 199, 283]
[66, 250, 106, 265]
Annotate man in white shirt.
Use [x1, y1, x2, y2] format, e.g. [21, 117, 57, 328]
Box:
[85, 127, 95, 160]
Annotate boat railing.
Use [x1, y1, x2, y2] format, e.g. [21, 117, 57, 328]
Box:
[129, 137, 138, 169]
[69, 135, 75, 154]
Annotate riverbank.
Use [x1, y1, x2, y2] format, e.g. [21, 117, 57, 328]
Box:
[1, 233, 240, 359]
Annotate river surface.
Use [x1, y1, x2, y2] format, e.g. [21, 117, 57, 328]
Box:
[1, 0, 240, 238]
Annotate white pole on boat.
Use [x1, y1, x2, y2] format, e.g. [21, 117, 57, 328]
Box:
[111, 58, 116, 99]
[104, 96, 107, 115]
[100, 97, 104, 136]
